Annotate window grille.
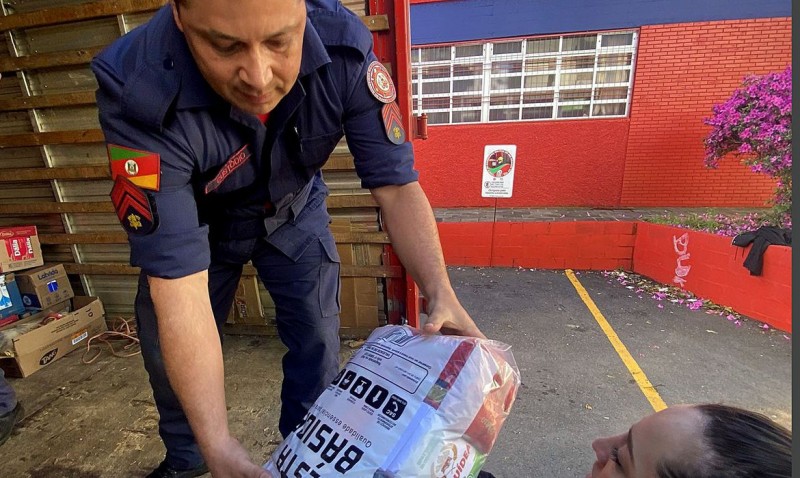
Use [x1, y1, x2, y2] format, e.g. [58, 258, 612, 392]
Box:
[411, 30, 638, 125]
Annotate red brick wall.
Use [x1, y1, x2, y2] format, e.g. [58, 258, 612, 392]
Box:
[632, 222, 791, 332]
[436, 221, 791, 332]
[621, 18, 792, 207]
[437, 221, 636, 270]
[413, 119, 630, 208]
[412, 18, 791, 208]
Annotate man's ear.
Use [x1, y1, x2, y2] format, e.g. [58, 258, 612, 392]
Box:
[170, 1, 185, 33]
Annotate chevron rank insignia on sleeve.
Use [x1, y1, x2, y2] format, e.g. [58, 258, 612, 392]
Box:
[381, 102, 406, 145]
[110, 176, 159, 235]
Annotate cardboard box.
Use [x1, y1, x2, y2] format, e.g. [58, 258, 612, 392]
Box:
[226, 276, 265, 325]
[0, 226, 44, 273]
[0, 297, 106, 378]
[16, 264, 75, 310]
[0, 273, 25, 323]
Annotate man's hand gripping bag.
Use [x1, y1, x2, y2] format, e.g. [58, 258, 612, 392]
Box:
[264, 325, 521, 477]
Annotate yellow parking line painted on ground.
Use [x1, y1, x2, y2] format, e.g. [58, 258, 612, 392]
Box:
[565, 269, 667, 412]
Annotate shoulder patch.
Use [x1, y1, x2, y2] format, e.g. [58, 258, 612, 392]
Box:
[108, 144, 161, 191]
[110, 176, 159, 235]
[381, 102, 406, 145]
[367, 61, 396, 104]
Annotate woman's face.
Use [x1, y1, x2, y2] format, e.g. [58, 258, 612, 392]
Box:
[587, 405, 708, 478]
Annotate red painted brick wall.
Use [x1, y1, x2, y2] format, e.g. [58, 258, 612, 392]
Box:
[437, 221, 636, 270]
[413, 119, 630, 208]
[437, 221, 791, 331]
[632, 223, 791, 332]
[412, 18, 790, 208]
[621, 18, 791, 207]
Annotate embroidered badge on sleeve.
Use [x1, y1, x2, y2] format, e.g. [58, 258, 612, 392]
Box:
[110, 176, 159, 235]
[381, 102, 406, 145]
[108, 144, 161, 191]
[366, 61, 397, 104]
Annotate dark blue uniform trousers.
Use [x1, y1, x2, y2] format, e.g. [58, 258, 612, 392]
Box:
[135, 235, 341, 470]
[0, 368, 16, 415]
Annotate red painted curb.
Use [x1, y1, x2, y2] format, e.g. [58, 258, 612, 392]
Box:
[437, 221, 791, 333]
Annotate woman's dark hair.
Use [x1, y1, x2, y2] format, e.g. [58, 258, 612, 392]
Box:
[657, 404, 792, 478]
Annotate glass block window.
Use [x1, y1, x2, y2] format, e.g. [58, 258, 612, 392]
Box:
[411, 30, 638, 124]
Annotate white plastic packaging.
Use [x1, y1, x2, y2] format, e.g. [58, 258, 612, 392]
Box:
[263, 325, 521, 477]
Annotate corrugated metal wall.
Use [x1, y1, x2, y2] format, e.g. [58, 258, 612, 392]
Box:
[0, 0, 401, 337]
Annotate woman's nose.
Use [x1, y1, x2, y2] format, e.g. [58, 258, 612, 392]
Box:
[591, 436, 614, 464]
[592, 433, 626, 465]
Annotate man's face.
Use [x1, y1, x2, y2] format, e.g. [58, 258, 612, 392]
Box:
[172, 0, 306, 115]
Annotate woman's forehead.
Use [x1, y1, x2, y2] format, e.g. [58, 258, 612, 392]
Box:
[633, 406, 707, 464]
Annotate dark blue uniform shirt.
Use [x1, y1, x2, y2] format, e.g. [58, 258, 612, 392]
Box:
[91, 2, 418, 279]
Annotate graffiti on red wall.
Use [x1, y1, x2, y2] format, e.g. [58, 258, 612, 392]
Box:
[673, 233, 691, 287]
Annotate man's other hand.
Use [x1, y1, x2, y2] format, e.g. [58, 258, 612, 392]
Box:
[205, 435, 269, 478]
[422, 293, 486, 339]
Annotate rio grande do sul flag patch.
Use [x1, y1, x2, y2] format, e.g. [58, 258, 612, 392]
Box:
[107, 144, 160, 191]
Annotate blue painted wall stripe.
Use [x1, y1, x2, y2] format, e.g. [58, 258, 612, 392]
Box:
[410, 0, 791, 45]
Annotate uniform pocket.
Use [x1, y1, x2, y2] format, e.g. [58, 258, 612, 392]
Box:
[297, 129, 343, 169]
[318, 235, 341, 318]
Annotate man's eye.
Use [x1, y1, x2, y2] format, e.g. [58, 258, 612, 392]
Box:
[268, 40, 289, 51]
[213, 43, 239, 54]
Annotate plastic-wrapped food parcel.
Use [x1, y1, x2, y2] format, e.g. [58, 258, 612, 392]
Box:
[263, 325, 521, 477]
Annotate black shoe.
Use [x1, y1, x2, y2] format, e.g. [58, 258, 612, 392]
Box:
[477, 472, 497, 478]
[0, 402, 23, 447]
[145, 460, 209, 478]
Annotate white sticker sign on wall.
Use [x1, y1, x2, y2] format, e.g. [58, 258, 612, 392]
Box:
[481, 145, 516, 198]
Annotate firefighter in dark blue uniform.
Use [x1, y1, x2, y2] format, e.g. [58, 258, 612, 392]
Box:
[92, 0, 485, 476]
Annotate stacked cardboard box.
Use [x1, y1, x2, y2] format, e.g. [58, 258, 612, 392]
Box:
[0, 226, 107, 377]
[16, 264, 75, 310]
[0, 297, 107, 377]
[226, 276, 265, 325]
[0, 273, 25, 327]
[0, 226, 44, 326]
[0, 225, 43, 274]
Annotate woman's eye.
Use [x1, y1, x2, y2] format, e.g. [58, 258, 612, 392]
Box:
[610, 447, 621, 466]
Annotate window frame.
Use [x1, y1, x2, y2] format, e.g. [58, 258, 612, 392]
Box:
[411, 29, 639, 125]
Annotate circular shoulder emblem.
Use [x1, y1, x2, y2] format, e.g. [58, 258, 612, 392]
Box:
[366, 61, 396, 103]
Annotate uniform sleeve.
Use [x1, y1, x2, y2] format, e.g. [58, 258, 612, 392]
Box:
[342, 52, 419, 189]
[94, 61, 210, 279]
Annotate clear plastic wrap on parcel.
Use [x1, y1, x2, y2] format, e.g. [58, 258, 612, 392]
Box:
[264, 325, 521, 477]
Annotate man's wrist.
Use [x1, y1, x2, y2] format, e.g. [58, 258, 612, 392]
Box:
[422, 284, 457, 305]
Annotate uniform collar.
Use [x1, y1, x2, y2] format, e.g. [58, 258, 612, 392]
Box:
[298, 17, 332, 78]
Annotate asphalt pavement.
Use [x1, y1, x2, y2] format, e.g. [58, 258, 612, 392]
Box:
[2, 266, 791, 477]
[450, 266, 792, 478]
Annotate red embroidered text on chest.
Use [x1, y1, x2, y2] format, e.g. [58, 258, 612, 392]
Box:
[204, 144, 251, 194]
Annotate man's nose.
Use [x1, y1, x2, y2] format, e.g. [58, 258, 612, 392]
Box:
[240, 49, 272, 90]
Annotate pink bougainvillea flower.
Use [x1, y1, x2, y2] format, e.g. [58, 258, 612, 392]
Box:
[703, 66, 792, 224]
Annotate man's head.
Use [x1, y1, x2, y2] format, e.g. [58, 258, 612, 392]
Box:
[171, 0, 306, 115]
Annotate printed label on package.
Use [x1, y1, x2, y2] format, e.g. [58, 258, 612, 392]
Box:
[263, 326, 521, 478]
